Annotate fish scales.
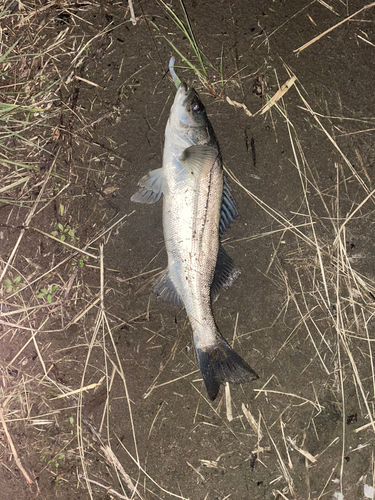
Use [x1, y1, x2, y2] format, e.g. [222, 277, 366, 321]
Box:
[164, 156, 222, 347]
[131, 58, 258, 400]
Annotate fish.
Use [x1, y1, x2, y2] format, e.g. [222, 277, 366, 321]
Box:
[131, 57, 258, 400]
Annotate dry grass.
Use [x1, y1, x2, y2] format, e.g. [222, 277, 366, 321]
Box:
[224, 59, 375, 497]
[0, 2, 146, 499]
[1, 1, 375, 500]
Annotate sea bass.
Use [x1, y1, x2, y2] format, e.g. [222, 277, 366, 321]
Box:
[131, 58, 258, 400]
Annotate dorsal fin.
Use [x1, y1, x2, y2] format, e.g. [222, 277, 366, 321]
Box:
[219, 175, 239, 235]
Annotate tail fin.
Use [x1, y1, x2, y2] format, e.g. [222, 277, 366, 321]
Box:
[195, 338, 259, 401]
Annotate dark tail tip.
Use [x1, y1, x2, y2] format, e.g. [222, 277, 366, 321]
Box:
[195, 340, 259, 401]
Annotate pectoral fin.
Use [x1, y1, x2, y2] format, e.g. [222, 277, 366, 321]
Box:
[131, 168, 165, 204]
[179, 145, 219, 179]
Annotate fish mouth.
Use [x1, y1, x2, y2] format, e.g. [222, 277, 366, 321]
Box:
[174, 83, 195, 109]
[169, 57, 195, 108]
[177, 82, 188, 97]
[174, 82, 188, 102]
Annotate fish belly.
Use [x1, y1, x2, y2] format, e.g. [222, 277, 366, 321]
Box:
[163, 157, 222, 347]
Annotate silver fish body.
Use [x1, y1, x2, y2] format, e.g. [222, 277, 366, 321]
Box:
[131, 58, 258, 400]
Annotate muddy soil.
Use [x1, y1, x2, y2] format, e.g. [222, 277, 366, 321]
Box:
[1, 1, 375, 500]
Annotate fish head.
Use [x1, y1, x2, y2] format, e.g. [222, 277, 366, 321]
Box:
[169, 83, 209, 132]
[167, 58, 215, 147]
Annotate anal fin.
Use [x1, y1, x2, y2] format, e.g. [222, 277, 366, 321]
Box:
[154, 268, 183, 307]
[211, 245, 240, 301]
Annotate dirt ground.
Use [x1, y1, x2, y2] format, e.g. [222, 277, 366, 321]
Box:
[1, 1, 375, 499]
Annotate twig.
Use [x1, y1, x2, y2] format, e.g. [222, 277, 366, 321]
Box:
[128, 0, 137, 25]
[31, 227, 99, 259]
[0, 154, 57, 283]
[81, 416, 143, 499]
[225, 383, 233, 422]
[253, 388, 322, 411]
[258, 76, 297, 115]
[0, 407, 33, 485]
[286, 436, 316, 464]
[242, 403, 264, 440]
[78, 475, 129, 499]
[294, 2, 375, 53]
[226, 96, 253, 117]
[52, 378, 105, 399]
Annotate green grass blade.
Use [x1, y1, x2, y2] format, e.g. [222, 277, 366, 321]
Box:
[0, 177, 30, 194]
[163, 38, 207, 83]
[178, 0, 207, 77]
[0, 103, 44, 114]
[0, 41, 19, 63]
[0, 157, 40, 171]
[159, 0, 208, 78]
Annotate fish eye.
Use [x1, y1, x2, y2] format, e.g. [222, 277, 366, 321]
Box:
[191, 99, 204, 114]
